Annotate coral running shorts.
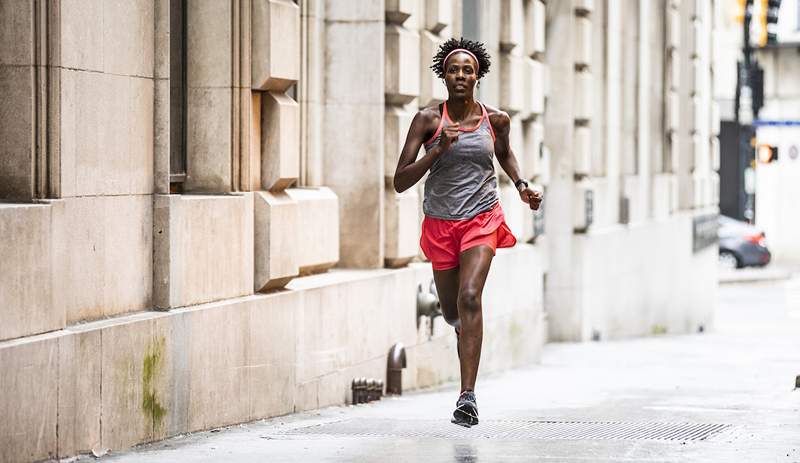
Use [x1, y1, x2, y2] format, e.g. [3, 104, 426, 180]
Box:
[420, 201, 517, 271]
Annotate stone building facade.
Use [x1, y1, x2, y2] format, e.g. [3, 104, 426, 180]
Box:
[0, 0, 716, 461]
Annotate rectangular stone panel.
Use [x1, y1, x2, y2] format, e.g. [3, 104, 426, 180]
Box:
[524, 58, 545, 116]
[261, 91, 299, 191]
[102, 0, 155, 78]
[691, 58, 702, 96]
[384, 189, 420, 268]
[574, 126, 591, 176]
[384, 106, 414, 178]
[574, 70, 593, 122]
[254, 191, 300, 290]
[425, 0, 452, 34]
[500, 53, 524, 115]
[153, 194, 254, 309]
[0, 65, 34, 201]
[522, 120, 544, 179]
[668, 49, 680, 91]
[248, 292, 299, 419]
[524, 0, 546, 57]
[575, 0, 594, 14]
[286, 187, 340, 274]
[55, 195, 153, 324]
[252, 0, 300, 91]
[419, 30, 447, 107]
[385, 25, 420, 105]
[59, 70, 155, 197]
[185, 87, 233, 192]
[710, 101, 720, 136]
[500, 0, 524, 52]
[0, 204, 61, 342]
[575, 16, 592, 68]
[668, 8, 681, 50]
[187, 0, 233, 88]
[0, 334, 59, 462]
[667, 90, 680, 132]
[0, 0, 34, 66]
[99, 316, 158, 451]
[60, 0, 104, 71]
[57, 328, 102, 457]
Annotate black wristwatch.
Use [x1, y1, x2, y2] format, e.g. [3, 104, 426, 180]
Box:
[514, 179, 529, 192]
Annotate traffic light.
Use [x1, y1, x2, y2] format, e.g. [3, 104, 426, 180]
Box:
[766, 0, 781, 44]
[757, 144, 779, 163]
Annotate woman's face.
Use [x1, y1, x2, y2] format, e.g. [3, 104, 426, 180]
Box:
[443, 52, 478, 98]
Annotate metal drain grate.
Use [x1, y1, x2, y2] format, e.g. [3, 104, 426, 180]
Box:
[281, 419, 732, 442]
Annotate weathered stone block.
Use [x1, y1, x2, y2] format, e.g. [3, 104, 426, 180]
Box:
[185, 87, 233, 192]
[690, 96, 702, 134]
[0, 204, 60, 342]
[575, 16, 592, 68]
[385, 25, 420, 105]
[668, 8, 681, 50]
[691, 58, 703, 96]
[0, 0, 34, 66]
[668, 50, 680, 91]
[574, 70, 593, 122]
[60, 0, 104, 71]
[525, 0, 546, 57]
[667, 90, 680, 132]
[652, 174, 672, 219]
[573, 179, 594, 230]
[499, 184, 525, 238]
[0, 65, 34, 201]
[254, 191, 300, 290]
[286, 187, 340, 274]
[261, 91, 299, 191]
[384, 189, 420, 268]
[419, 30, 447, 107]
[57, 328, 102, 457]
[249, 292, 299, 418]
[185, 301, 250, 431]
[500, 0, 524, 52]
[99, 316, 160, 451]
[54, 195, 153, 324]
[500, 53, 524, 115]
[323, 21, 385, 106]
[524, 58, 545, 116]
[711, 101, 720, 136]
[384, 106, 415, 178]
[153, 194, 254, 309]
[187, 0, 233, 88]
[0, 334, 59, 462]
[386, 0, 416, 25]
[522, 120, 544, 179]
[252, 0, 300, 91]
[102, 0, 155, 78]
[574, 126, 591, 176]
[325, 0, 384, 21]
[425, 0, 452, 34]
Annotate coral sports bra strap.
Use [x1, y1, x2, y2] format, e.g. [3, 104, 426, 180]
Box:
[481, 103, 496, 142]
[423, 104, 446, 146]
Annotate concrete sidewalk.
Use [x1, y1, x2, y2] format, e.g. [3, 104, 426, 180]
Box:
[93, 280, 800, 463]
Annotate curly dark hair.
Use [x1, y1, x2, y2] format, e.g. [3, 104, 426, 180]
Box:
[430, 37, 491, 80]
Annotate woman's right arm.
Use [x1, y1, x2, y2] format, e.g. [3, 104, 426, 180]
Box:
[393, 111, 456, 193]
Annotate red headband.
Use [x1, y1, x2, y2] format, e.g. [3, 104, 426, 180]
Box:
[443, 48, 479, 73]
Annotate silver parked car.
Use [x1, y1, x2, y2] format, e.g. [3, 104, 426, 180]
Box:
[718, 215, 771, 269]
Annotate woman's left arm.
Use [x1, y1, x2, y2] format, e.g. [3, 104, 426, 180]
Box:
[491, 111, 543, 210]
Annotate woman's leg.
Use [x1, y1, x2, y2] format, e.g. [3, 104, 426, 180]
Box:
[433, 267, 461, 330]
[456, 245, 494, 392]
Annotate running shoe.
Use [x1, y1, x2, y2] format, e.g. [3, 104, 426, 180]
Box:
[451, 390, 479, 427]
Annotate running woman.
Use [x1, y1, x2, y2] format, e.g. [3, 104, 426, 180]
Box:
[393, 38, 543, 427]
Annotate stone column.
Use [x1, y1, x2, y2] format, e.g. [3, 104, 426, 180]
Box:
[383, 1, 421, 268]
[322, 0, 386, 268]
[544, 0, 581, 341]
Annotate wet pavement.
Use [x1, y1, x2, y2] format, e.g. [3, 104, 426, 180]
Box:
[94, 278, 800, 463]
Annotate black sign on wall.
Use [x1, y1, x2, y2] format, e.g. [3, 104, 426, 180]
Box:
[693, 214, 719, 253]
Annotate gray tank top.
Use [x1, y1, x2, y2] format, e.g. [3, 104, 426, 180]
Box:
[422, 102, 499, 220]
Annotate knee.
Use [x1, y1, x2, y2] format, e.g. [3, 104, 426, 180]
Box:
[458, 287, 482, 314]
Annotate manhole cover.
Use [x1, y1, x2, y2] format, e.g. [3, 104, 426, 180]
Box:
[281, 419, 732, 442]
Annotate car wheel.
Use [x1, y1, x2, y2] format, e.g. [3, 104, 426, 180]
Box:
[718, 251, 740, 270]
